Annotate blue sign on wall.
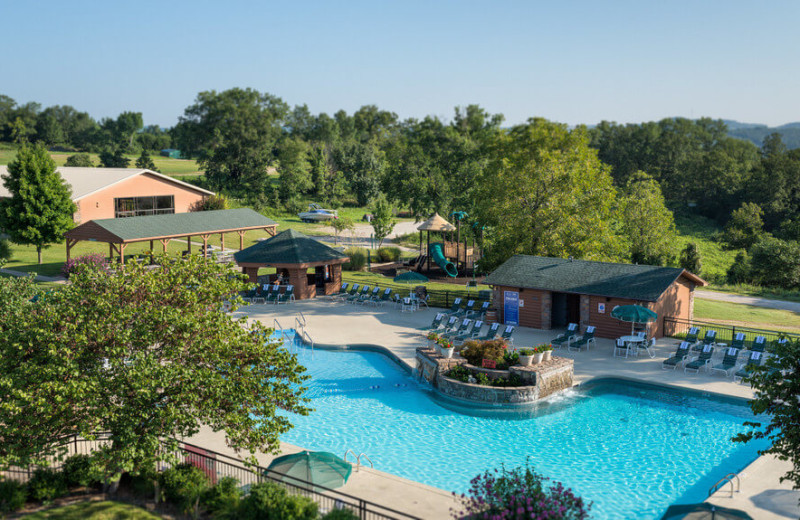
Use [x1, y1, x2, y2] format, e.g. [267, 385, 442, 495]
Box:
[503, 291, 519, 326]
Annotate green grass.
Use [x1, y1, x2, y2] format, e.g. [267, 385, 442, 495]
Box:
[703, 283, 800, 303]
[673, 213, 740, 283]
[693, 298, 800, 332]
[23, 500, 163, 519]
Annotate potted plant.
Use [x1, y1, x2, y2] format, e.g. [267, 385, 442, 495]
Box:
[541, 344, 553, 362]
[533, 346, 545, 365]
[518, 348, 535, 366]
[438, 338, 455, 359]
[426, 332, 439, 349]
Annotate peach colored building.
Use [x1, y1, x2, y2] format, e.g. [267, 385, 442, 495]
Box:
[0, 166, 213, 223]
[484, 255, 706, 339]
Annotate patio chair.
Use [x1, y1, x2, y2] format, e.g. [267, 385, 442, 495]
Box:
[276, 285, 295, 304]
[568, 326, 596, 352]
[500, 325, 515, 343]
[662, 341, 691, 369]
[710, 347, 741, 377]
[264, 284, 280, 303]
[475, 322, 500, 341]
[443, 319, 472, 340]
[749, 335, 766, 352]
[614, 338, 631, 358]
[684, 326, 700, 345]
[242, 284, 259, 303]
[252, 284, 271, 304]
[444, 298, 463, 315]
[692, 330, 717, 352]
[423, 313, 446, 331]
[734, 351, 763, 383]
[358, 286, 380, 305]
[342, 283, 360, 303]
[468, 301, 490, 319]
[684, 345, 715, 374]
[637, 337, 657, 358]
[456, 300, 476, 317]
[730, 332, 746, 350]
[375, 288, 393, 306]
[347, 285, 368, 304]
[452, 320, 478, 342]
[331, 282, 349, 302]
[441, 316, 460, 335]
[468, 320, 485, 339]
[416, 294, 430, 309]
[552, 323, 579, 349]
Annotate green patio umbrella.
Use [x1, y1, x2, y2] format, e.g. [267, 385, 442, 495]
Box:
[611, 304, 658, 334]
[266, 451, 352, 491]
[660, 503, 753, 520]
[393, 271, 429, 284]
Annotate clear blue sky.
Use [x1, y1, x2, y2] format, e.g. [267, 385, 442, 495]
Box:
[2, 0, 798, 127]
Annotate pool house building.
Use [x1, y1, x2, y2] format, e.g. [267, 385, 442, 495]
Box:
[484, 255, 706, 338]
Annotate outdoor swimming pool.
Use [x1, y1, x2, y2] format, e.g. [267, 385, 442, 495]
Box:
[276, 331, 768, 520]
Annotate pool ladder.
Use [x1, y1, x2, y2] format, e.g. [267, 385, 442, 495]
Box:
[708, 473, 740, 498]
[343, 450, 373, 472]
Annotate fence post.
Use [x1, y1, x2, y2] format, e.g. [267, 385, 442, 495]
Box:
[731, 326, 736, 344]
[359, 499, 367, 520]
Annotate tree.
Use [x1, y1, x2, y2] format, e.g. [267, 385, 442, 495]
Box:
[0, 257, 309, 487]
[619, 171, 677, 265]
[748, 237, 800, 289]
[330, 216, 354, 245]
[188, 195, 228, 212]
[276, 137, 313, 201]
[135, 149, 159, 171]
[722, 202, 765, 250]
[474, 119, 624, 270]
[679, 243, 702, 275]
[370, 197, 396, 248]
[0, 144, 76, 263]
[65, 153, 94, 167]
[332, 140, 384, 206]
[0, 238, 10, 267]
[734, 338, 800, 490]
[99, 147, 130, 168]
[726, 252, 752, 285]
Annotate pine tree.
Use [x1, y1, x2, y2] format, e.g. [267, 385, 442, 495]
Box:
[679, 242, 702, 276]
[135, 149, 159, 171]
[0, 144, 76, 263]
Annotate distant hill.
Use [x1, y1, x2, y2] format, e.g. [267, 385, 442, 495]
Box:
[723, 119, 800, 149]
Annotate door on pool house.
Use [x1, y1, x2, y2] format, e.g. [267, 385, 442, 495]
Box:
[551, 292, 580, 328]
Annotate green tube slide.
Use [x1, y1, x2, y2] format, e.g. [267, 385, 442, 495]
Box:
[429, 242, 458, 277]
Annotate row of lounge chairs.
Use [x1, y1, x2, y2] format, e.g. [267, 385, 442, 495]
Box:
[662, 341, 772, 382]
[242, 284, 295, 304]
[683, 327, 782, 353]
[424, 312, 515, 345]
[331, 283, 395, 306]
[551, 323, 596, 352]
[441, 298, 491, 319]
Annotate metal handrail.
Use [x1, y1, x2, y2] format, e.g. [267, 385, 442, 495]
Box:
[709, 472, 740, 498]
[297, 311, 306, 327]
[343, 449, 358, 465]
[302, 330, 314, 358]
[357, 453, 374, 469]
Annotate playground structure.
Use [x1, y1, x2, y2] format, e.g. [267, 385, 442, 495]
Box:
[415, 212, 482, 277]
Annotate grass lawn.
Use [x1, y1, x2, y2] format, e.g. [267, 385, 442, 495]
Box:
[693, 298, 800, 333]
[673, 213, 740, 283]
[23, 500, 163, 519]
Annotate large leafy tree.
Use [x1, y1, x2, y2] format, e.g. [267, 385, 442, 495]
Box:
[619, 171, 677, 265]
[721, 202, 765, 250]
[0, 257, 309, 486]
[370, 196, 396, 248]
[174, 88, 288, 194]
[0, 143, 76, 263]
[276, 137, 313, 202]
[475, 119, 624, 269]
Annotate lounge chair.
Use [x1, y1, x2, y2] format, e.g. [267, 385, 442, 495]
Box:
[275, 285, 295, 304]
[468, 320, 485, 339]
[692, 329, 717, 352]
[423, 313, 446, 331]
[568, 326, 596, 351]
[457, 300, 476, 317]
[331, 282, 349, 301]
[684, 326, 700, 345]
[375, 288, 393, 306]
[444, 298, 463, 315]
[730, 332, 746, 350]
[749, 336, 766, 352]
[468, 301, 490, 319]
[443, 319, 472, 340]
[264, 284, 280, 303]
[251, 284, 271, 304]
[242, 284, 259, 303]
[475, 322, 500, 341]
[710, 347, 741, 377]
[734, 351, 763, 383]
[342, 283, 360, 304]
[440, 316, 460, 335]
[662, 341, 691, 369]
[685, 345, 714, 374]
[500, 325, 515, 343]
[358, 286, 380, 305]
[347, 285, 368, 304]
[552, 323, 579, 349]
[453, 320, 478, 342]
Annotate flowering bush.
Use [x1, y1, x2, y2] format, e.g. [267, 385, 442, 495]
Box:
[453, 461, 590, 520]
[460, 339, 508, 366]
[61, 253, 109, 278]
[427, 332, 440, 341]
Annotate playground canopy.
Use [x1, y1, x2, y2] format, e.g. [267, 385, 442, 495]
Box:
[417, 213, 456, 232]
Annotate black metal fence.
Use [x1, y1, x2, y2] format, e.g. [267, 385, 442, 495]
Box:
[663, 316, 800, 350]
[1, 435, 420, 520]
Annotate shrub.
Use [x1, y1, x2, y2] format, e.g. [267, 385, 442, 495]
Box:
[475, 373, 490, 385]
[128, 473, 156, 499]
[0, 479, 27, 514]
[237, 481, 318, 520]
[189, 194, 228, 212]
[726, 251, 752, 285]
[61, 253, 109, 278]
[498, 351, 519, 370]
[159, 464, 210, 518]
[749, 237, 800, 289]
[342, 247, 367, 271]
[722, 202, 765, 250]
[460, 339, 508, 366]
[202, 477, 241, 516]
[27, 468, 68, 504]
[679, 242, 702, 276]
[284, 197, 306, 216]
[377, 247, 401, 262]
[322, 508, 360, 520]
[445, 365, 471, 382]
[62, 454, 99, 488]
[65, 153, 94, 167]
[0, 239, 10, 264]
[454, 460, 591, 519]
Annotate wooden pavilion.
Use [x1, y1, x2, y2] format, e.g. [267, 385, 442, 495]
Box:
[233, 229, 349, 300]
[63, 208, 278, 262]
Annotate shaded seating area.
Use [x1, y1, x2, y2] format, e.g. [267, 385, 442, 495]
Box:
[234, 229, 348, 300]
[64, 208, 278, 263]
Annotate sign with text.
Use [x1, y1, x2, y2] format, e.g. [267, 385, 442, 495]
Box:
[482, 359, 497, 369]
[503, 291, 519, 326]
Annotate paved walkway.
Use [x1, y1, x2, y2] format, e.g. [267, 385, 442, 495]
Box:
[0, 267, 65, 283]
[696, 289, 800, 313]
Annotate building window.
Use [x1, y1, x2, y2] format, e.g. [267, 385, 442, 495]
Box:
[114, 196, 175, 218]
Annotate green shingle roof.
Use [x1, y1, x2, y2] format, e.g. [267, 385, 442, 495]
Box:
[484, 255, 704, 302]
[69, 208, 276, 241]
[234, 228, 348, 265]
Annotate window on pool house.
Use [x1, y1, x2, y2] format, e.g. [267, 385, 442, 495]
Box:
[114, 195, 175, 218]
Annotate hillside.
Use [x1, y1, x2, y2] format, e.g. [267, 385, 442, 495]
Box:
[723, 119, 800, 149]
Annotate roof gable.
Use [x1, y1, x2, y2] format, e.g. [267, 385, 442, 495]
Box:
[234, 228, 348, 266]
[484, 255, 705, 302]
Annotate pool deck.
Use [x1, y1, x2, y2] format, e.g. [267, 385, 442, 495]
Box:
[186, 299, 799, 520]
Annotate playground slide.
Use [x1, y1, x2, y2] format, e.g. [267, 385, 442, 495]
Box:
[429, 243, 458, 277]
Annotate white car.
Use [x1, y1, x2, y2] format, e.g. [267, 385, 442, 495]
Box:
[298, 203, 338, 222]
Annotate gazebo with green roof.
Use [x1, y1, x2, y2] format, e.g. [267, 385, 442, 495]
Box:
[234, 229, 349, 299]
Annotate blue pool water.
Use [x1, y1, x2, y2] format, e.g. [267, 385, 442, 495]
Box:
[275, 331, 768, 519]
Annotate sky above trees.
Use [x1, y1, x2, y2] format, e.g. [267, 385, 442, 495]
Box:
[2, 0, 798, 127]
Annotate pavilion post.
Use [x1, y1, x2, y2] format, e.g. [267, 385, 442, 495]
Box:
[109, 243, 114, 262]
[66, 239, 74, 262]
[149, 240, 154, 254]
[187, 236, 191, 254]
[201, 234, 210, 261]
[237, 230, 246, 250]
[160, 239, 170, 253]
[426, 231, 430, 271]
[119, 243, 126, 265]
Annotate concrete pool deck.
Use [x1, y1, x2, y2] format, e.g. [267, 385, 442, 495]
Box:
[187, 299, 799, 519]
